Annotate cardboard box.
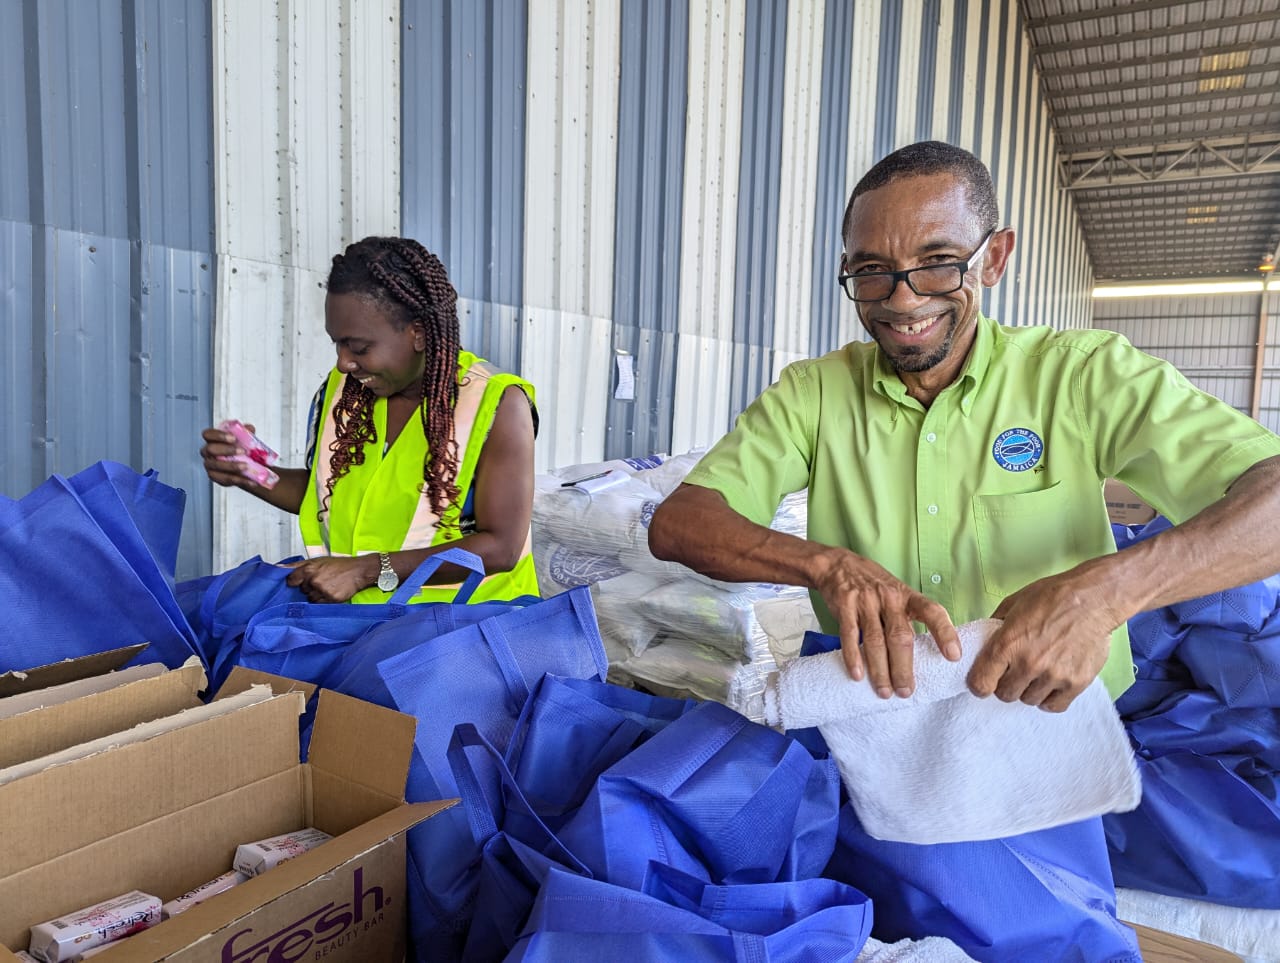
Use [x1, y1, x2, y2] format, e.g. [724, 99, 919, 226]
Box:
[1104, 479, 1157, 526]
[0, 651, 206, 770]
[0, 663, 455, 962]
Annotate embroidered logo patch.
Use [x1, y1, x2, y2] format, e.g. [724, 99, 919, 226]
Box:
[992, 427, 1043, 472]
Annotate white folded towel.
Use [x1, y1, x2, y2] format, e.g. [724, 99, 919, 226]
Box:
[763, 619, 1141, 844]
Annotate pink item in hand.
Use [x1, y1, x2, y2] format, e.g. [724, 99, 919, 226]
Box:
[218, 419, 281, 489]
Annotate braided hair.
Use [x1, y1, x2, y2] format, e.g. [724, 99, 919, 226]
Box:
[324, 236, 462, 521]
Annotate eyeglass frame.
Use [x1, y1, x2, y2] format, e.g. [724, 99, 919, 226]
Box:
[836, 228, 998, 303]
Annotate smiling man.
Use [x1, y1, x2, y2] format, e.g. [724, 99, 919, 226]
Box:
[649, 140, 1280, 713]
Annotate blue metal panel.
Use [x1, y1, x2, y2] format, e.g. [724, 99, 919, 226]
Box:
[874, 0, 902, 160]
[947, 0, 968, 145]
[605, 0, 688, 460]
[729, 0, 787, 421]
[2, 0, 215, 580]
[0, 220, 36, 492]
[916, 0, 940, 142]
[401, 0, 528, 375]
[0, 2, 29, 222]
[808, 0, 853, 359]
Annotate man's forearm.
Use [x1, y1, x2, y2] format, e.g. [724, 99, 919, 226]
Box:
[1097, 455, 1280, 618]
[648, 483, 833, 589]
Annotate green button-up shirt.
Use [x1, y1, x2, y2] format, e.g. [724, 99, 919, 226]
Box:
[685, 313, 1280, 697]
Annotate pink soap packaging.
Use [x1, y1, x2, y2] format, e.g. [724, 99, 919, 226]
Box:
[27, 890, 161, 962]
[160, 869, 250, 919]
[233, 827, 333, 877]
[217, 418, 281, 489]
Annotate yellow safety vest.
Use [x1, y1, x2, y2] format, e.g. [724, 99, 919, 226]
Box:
[298, 351, 541, 604]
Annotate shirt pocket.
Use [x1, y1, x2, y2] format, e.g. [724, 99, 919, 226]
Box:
[972, 481, 1078, 599]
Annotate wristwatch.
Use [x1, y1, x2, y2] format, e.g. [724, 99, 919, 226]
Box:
[376, 552, 400, 592]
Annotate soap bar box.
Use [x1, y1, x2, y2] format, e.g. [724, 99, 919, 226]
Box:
[0, 650, 454, 962]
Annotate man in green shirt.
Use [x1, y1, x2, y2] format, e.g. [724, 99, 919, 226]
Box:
[649, 140, 1280, 712]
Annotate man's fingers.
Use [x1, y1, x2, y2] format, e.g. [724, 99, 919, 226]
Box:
[858, 610, 893, 699]
[1040, 687, 1081, 713]
[883, 611, 916, 697]
[839, 627, 865, 681]
[1019, 676, 1057, 708]
[911, 595, 961, 661]
[967, 644, 1010, 698]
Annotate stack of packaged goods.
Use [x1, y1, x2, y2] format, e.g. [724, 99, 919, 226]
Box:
[532, 452, 817, 721]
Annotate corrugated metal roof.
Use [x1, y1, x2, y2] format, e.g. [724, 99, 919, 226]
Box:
[1022, 0, 1280, 280]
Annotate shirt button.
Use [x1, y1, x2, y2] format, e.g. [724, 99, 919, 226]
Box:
[927, 504, 938, 515]
[931, 573, 942, 585]
[926, 432, 937, 443]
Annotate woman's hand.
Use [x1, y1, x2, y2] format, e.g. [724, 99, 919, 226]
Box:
[200, 424, 261, 490]
[283, 556, 380, 603]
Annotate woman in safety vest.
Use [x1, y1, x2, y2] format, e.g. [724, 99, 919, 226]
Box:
[199, 236, 540, 604]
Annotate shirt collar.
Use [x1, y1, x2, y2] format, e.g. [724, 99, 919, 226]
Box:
[872, 312, 996, 415]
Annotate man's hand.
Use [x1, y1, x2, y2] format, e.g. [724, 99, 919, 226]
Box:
[968, 566, 1121, 712]
[812, 548, 961, 698]
[284, 556, 378, 603]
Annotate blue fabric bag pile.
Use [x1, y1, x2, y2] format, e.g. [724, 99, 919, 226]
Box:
[373, 587, 613, 960]
[1106, 517, 1280, 908]
[1, 461, 198, 672]
[798, 631, 1142, 963]
[440, 675, 862, 963]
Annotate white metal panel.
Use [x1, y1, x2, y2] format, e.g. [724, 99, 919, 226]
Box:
[959, 0, 984, 152]
[521, 308, 614, 469]
[931, 2, 955, 140]
[523, 0, 620, 320]
[893, 1, 922, 150]
[840, 0, 882, 342]
[211, 0, 399, 569]
[845, 0, 882, 186]
[521, 0, 620, 469]
[978, 2, 1002, 167]
[671, 333, 735, 455]
[771, 0, 825, 359]
[671, 0, 745, 455]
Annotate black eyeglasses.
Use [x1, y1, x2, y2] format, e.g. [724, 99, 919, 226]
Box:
[837, 230, 996, 303]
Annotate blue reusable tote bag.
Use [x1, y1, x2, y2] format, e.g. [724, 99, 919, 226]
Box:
[375, 586, 609, 962]
[1, 465, 197, 672]
[236, 547, 489, 686]
[189, 556, 308, 691]
[506, 864, 873, 963]
[555, 699, 843, 891]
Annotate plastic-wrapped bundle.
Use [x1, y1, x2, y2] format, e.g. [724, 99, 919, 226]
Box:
[591, 572, 814, 664]
[607, 637, 779, 722]
[533, 452, 817, 722]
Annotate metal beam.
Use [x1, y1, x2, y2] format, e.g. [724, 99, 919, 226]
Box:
[1058, 124, 1280, 153]
[1033, 12, 1280, 56]
[1055, 105, 1280, 138]
[1061, 133, 1280, 163]
[1053, 63, 1280, 99]
[1065, 162, 1280, 190]
[1025, 0, 1212, 31]
[1054, 87, 1279, 119]
[1038, 41, 1264, 79]
[1059, 133, 1280, 163]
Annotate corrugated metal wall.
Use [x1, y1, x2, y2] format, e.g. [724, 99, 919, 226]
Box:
[1092, 289, 1280, 437]
[401, 0, 1096, 473]
[209, 0, 400, 570]
[4, 0, 1099, 574]
[1, 0, 215, 580]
